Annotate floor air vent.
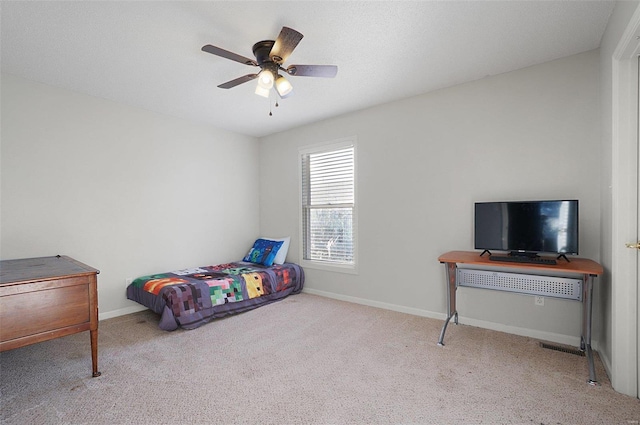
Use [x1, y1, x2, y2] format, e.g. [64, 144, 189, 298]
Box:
[457, 268, 582, 301]
[539, 342, 585, 357]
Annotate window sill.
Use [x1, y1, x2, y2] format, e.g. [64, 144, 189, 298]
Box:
[300, 259, 358, 275]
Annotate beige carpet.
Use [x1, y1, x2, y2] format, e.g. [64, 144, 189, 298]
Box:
[1, 293, 639, 424]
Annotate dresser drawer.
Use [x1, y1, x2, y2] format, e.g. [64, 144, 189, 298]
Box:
[0, 277, 91, 343]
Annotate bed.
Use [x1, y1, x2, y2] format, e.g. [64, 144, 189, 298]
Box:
[126, 238, 304, 330]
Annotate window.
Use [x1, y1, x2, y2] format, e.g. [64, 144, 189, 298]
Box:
[300, 139, 356, 272]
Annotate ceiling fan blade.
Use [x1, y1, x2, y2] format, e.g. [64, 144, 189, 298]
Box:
[217, 74, 258, 89]
[286, 65, 338, 78]
[269, 27, 303, 63]
[202, 44, 258, 67]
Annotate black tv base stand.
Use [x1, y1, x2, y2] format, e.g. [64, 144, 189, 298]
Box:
[481, 250, 571, 263]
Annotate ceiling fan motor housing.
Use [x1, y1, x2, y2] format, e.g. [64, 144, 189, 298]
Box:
[252, 40, 278, 65]
[252, 40, 282, 83]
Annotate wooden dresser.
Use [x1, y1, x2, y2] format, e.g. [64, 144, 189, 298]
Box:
[0, 255, 101, 377]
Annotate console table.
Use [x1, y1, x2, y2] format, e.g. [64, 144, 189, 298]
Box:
[437, 250, 603, 385]
[0, 255, 101, 377]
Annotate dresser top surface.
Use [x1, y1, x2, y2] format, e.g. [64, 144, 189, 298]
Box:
[0, 256, 99, 284]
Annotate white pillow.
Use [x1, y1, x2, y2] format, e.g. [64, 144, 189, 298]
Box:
[261, 236, 290, 264]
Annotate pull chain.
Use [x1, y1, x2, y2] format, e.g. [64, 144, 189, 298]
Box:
[267, 94, 280, 117]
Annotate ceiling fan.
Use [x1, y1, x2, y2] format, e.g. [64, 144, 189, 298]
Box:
[201, 26, 337, 99]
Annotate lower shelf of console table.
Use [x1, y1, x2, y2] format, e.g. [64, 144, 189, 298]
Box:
[437, 250, 603, 385]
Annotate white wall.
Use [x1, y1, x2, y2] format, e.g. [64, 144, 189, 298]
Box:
[0, 73, 260, 318]
[259, 50, 601, 346]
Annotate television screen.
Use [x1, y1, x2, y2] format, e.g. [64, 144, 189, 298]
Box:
[474, 200, 579, 255]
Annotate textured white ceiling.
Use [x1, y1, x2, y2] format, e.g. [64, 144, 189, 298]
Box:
[1, 1, 615, 138]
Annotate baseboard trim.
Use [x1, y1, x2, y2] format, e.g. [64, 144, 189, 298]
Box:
[302, 288, 595, 349]
[598, 348, 613, 381]
[302, 288, 447, 321]
[99, 305, 147, 321]
[457, 316, 581, 347]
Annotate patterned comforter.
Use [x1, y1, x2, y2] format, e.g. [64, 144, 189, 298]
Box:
[126, 261, 304, 330]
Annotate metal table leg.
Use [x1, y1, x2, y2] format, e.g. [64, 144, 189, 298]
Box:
[582, 273, 598, 385]
[438, 262, 458, 346]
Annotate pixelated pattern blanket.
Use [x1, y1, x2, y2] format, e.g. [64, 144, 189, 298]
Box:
[127, 262, 304, 330]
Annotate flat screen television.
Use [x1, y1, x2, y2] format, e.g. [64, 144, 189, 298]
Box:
[474, 200, 579, 257]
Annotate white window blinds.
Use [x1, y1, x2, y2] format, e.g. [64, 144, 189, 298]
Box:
[301, 144, 355, 265]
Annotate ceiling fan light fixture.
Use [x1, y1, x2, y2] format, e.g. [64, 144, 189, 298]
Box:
[275, 75, 293, 98]
[255, 84, 270, 98]
[257, 69, 274, 89]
